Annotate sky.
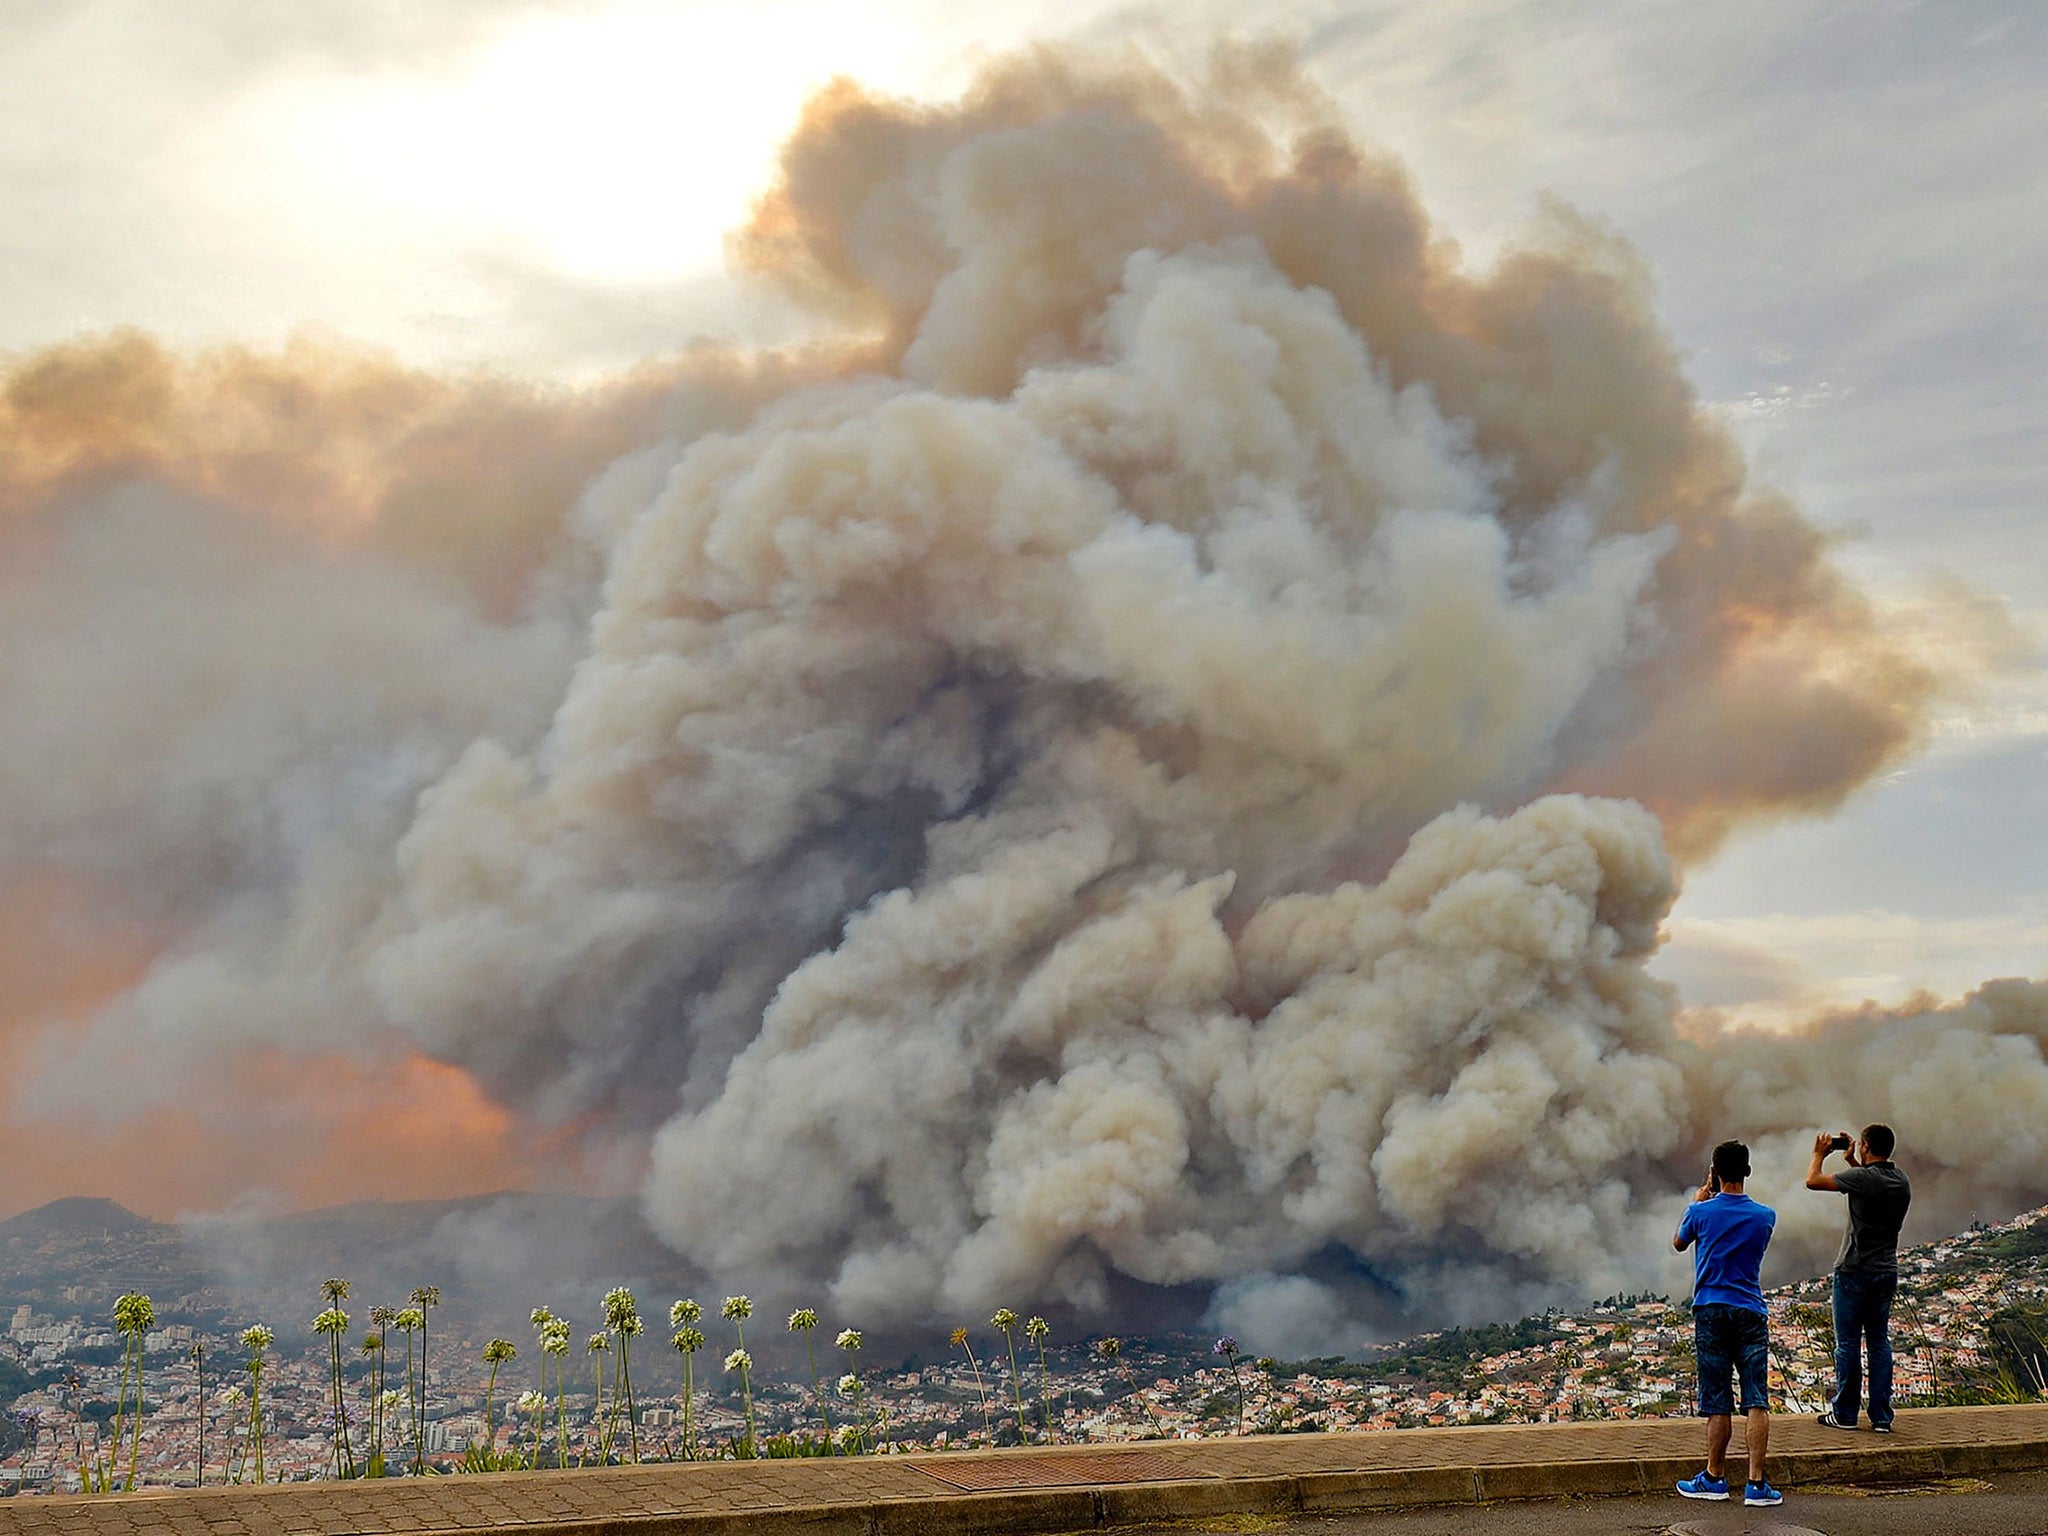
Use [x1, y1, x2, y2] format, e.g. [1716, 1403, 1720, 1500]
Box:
[1, 0, 2043, 1234]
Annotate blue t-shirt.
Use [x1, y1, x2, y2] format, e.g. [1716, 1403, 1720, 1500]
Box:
[1676, 1192, 1776, 1313]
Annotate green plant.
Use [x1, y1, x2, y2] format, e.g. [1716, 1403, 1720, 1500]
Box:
[603, 1288, 644, 1463]
[93, 1291, 154, 1492]
[481, 1338, 517, 1461]
[392, 1307, 425, 1474]
[540, 1317, 571, 1468]
[670, 1301, 704, 1462]
[365, 1309, 395, 1477]
[240, 1324, 273, 1484]
[314, 1286, 355, 1479]
[409, 1287, 440, 1472]
[722, 1296, 756, 1457]
[786, 1308, 836, 1451]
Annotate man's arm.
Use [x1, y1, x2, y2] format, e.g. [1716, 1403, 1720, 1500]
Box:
[1806, 1131, 1843, 1191]
[1673, 1178, 1713, 1250]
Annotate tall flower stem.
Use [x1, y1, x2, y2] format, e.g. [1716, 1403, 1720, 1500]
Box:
[240, 1325, 273, 1485]
[586, 1335, 611, 1465]
[314, 1293, 352, 1479]
[409, 1288, 439, 1474]
[835, 1330, 874, 1453]
[190, 1342, 204, 1487]
[1026, 1318, 1055, 1444]
[787, 1311, 834, 1451]
[670, 1302, 703, 1463]
[992, 1310, 1028, 1444]
[721, 1296, 756, 1457]
[952, 1330, 994, 1445]
[113, 1292, 155, 1491]
[539, 1317, 570, 1469]
[600, 1288, 644, 1464]
[481, 1340, 515, 1461]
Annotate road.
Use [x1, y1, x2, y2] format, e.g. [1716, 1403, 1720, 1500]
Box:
[1150, 1466, 2048, 1536]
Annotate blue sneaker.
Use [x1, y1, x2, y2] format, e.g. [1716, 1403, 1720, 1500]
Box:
[1745, 1479, 1784, 1506]
[1676, 1470, 1730, 1500]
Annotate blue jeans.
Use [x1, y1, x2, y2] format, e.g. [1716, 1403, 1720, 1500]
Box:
[1831, 1268, 1897, 1427]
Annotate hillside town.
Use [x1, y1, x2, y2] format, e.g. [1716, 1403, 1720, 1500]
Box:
[4, 1203, 2043, 1493]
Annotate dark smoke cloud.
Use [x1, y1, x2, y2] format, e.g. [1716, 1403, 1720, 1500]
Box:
[4, 44, 2039, 1350]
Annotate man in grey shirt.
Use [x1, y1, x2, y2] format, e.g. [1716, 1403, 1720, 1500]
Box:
[1806, 1123, 1912, 1430]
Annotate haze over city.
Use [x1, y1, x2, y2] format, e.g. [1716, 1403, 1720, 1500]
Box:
[2, 0, 2044, 1355]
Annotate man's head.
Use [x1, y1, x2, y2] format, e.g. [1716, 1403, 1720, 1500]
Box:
[1860, 1123, 1896, 1162]
[1711, 1139, 1751, 1187]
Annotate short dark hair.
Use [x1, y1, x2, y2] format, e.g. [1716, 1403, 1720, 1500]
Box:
[1711, 1140, 1751, 1183]
[1862, 1123, 1896, 1159]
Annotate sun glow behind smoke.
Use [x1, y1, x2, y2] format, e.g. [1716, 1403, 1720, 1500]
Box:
[222, 3, 926, 288]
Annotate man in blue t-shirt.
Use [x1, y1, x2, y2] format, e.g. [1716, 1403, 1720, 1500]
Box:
[1672, 1139, 1782, 1507]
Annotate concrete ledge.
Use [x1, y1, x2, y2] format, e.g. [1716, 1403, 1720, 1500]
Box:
[1473, 1458, 1641, 1502]
[6, 1408, 2046, 1536]
[1295, 1466, 1475, 1512]
[1094, 1476, 1296, 1525]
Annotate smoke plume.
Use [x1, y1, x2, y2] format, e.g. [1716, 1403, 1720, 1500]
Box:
[3, 44, 2041, 1347]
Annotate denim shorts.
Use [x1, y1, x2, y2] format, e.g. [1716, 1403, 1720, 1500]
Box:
[1694, 1303, 1770, 1415]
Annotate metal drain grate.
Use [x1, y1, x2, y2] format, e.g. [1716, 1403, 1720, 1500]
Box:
[913, 1450, 1215, 1491]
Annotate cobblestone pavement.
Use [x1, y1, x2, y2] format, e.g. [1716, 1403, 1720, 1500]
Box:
[0, 1407, 2041, 1536]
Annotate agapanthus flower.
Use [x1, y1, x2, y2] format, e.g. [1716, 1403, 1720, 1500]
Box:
[312, 1308, 349, 1336]
[410, 1286, 441, 1308]
[835, 1328, 862, 1351]
[586, 1333, 610, 1353]
[1025, 1316, 1049, 1340]
[1213, 1336, 1240, 1357]
[670, 1298, 701, 1327]
[950, 1327, 969, 1348]
[721, 1295, 752, 1321]
[379, 1389, 404, 1413]
[114, 1293, 156, 1335]
[787, 1308, 818, 1332]
[219, 1386, 246, 1405]
[724, 1349, 751, 1373]
[671, 1327, 705, 1354]
[484, 1338, 517, 1363]
[530, 1307, 556, 1328]
[359, 1331, 383, 1355]
[516, 1391, 543, 1412]
[837, 1373, 860, 1397]
[370, 1305, 397, 1329]
[991, 1308, 1018, 1332]
[1096, 1337, 1122, 1361]
[321, 1278, 351, 1304]
[541, 1321, 571, 1355]
[240, 1324, 274, 1352]
[395, 1308, 424, 1332]
[602, 1286, 640, 1328]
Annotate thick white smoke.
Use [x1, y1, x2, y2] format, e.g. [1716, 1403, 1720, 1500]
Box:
[5, 46, 2042, 1346]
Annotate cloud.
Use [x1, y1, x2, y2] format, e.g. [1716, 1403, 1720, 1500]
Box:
[2, 42, 2039, 1349]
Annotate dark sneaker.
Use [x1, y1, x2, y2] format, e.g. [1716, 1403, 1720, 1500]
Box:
[1676, 1470, 1730, 1500]
[1745, 1479, 1784, 1506]
[1817, 1410, 1856, 1429]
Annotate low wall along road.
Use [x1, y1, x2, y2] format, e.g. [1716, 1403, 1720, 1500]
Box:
[3, 1406, 2045, 1536]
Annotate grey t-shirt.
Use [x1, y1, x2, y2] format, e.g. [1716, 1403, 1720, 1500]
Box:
[1833, 1162, 1912, 1273]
